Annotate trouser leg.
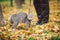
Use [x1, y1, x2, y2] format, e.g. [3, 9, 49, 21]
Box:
[34, 3, 49, 24]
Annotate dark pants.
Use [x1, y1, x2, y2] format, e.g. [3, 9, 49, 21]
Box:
[33, 0, 49, 24]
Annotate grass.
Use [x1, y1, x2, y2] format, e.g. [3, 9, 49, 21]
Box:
[51, 36, 60, 40]
[28, 37, 36, 40]
[0, 0, 10, 2]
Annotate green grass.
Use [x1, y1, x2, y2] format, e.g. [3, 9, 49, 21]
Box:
[0, 0, 10, 2]
[51, 36, 60, 40]
[28, 37, 36, 40]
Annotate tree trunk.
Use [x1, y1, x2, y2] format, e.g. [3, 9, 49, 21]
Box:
[0, 4, 5, 26]
[15, 0, 25, 8]
[10, 0, 13, 6]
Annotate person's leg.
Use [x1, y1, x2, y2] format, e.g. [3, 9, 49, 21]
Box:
[33, 0, 49, 25]
[38, 4, 49, 24]
[33, 0, 42, 23]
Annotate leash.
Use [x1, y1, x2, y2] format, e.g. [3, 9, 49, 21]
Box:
[28, 0, 31, 14]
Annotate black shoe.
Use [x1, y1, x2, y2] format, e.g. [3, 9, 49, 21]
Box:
[36, 21, 42, 25]
[36, 21, 48, 25]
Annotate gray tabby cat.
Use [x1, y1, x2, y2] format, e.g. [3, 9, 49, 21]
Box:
[10, 12, 33, 29]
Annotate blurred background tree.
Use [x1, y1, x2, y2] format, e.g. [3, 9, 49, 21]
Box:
[10, 0, 13, 6]
[15, 0, 25, 8]
[0, 4, 5, 26]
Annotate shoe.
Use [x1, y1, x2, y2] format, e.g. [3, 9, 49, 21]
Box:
[36, 21, 48, 25]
